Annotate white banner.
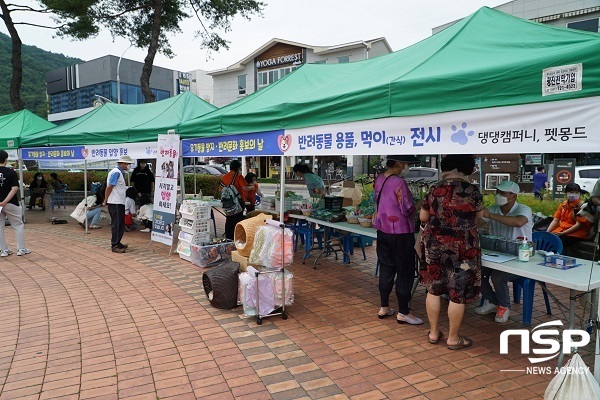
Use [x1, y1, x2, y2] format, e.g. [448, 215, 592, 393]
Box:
[83, 142, 157, 160]
[151, 135, 180, 246]
[283, 96, 600, 156]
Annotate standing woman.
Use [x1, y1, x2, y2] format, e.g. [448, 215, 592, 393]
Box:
[418, 154, 483, 349]
[293, 164, 325, 199]
[131, 159, 155, 200]
[373, 155, 423, 325]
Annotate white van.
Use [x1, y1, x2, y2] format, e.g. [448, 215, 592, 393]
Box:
[575, 166, 600, 193]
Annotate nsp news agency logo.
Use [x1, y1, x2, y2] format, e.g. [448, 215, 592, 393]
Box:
[500, 320, 591, 374]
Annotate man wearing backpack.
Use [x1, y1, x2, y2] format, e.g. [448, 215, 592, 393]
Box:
[220, 160, 253, 239]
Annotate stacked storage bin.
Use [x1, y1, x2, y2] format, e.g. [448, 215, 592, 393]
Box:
[177, 200, 211, 262]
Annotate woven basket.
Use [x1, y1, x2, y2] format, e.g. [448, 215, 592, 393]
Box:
[346, 215, 359, 224]
[234, 213, 273, 257]
[358, 217, 372, 228]
[202, 260, 240, 309]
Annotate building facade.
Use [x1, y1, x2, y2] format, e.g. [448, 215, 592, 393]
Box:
[208, 38, 392, 179]
[46, 55, 189, 123]
[209, 38, 391, 108]
[434, 0, 600, 34]
[188, 69, 214, 105]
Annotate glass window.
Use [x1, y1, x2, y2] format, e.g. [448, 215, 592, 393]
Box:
[313, 60, 326, 64]
[338, 56, 350, 63]
[137, 86, 144, 103]
[567, 18, 599, 32]
[127, 85, 137, 105]
[268, 70, 279, 84]
[238, 75, 246, 95]
[119, 83, 128, 104]
[257, 71, 268, 88]
[110, 82, 117, 103]
[157, 90, 170, 101]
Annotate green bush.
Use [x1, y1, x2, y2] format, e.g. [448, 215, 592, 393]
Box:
[483, 193, 562, 216]
[21, 171, 108, 191]
[183, 174, 221, 198]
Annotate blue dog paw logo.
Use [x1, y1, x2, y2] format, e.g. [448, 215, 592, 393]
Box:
[451, 122, 474, 145]
[145, 147, 152, 155]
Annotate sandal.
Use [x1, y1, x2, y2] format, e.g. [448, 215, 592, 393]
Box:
[90, 225, 102, 229]
[427, 331, 444, 344]
[447, 335, 473, 350]
[377, 307, 395, 319]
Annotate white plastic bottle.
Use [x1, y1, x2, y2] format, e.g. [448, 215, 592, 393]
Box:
[518, 238, 530, 262]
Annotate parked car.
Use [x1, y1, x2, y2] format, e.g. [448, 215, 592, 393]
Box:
[404, 167, 439, 183]
[575, 165, 600, 193]
[182, 165, 223, 175]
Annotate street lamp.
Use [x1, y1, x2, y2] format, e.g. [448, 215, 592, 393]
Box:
[117, 44, 133, 104]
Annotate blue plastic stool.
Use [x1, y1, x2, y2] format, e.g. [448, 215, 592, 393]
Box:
[513, 278, 552, 326]
[348, 233, 367, 260]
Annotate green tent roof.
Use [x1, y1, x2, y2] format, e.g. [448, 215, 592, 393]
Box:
[23, 91, 216, 147]
[0, 110, 55, 149]
[178, 7, 600, 137]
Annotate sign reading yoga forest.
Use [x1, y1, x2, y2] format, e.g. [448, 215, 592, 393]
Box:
[151, 134, 180, 246]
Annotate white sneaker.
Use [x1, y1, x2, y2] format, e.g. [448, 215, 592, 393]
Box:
[495, 306, 510, 323]
[139, 228, 151, 233]
[0, 249, 13, 257]
[474, 300, 497, 315]
[17, 248, 31, 256]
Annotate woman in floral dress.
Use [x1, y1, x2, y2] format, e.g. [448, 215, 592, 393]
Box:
[418, 154, 483, 350]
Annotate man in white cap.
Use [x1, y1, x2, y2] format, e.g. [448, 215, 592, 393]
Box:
[104, 155, 134, 253]
[475, 180, 532, 323]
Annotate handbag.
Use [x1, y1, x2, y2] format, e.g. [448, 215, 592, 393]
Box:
[125, 213, 133, 226]
[70, 199, 88, 224]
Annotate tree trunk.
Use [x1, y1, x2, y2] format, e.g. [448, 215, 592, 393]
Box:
[140, 0, 163, 103]
[0, 1, 25, 111]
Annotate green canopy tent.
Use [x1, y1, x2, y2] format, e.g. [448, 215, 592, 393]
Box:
[22, 91, 216, 147]
[177, 6, 600, 158]
[0, 109, 55, 213]
[0, 109, 55, 151]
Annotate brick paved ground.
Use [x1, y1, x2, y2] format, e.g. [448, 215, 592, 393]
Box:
[0, 206, 596, 399]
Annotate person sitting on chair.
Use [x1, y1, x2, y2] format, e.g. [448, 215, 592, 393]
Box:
[28, 172, 48, 210]
[475, 181, 533, 323]
[546, 183, 591, 249]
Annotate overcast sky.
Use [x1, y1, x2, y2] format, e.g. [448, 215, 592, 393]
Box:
[4, 0, 508, 73]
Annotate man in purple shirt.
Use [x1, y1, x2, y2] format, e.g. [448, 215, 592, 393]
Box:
[533, 166, 548, 200]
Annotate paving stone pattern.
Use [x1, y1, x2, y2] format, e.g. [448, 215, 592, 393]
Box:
[0, 207, 595, 399]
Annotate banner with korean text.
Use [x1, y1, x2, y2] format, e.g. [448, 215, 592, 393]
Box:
[283, 96, 600, 156]
[181, 130, 284, 157]
[151, 134, 180, 246]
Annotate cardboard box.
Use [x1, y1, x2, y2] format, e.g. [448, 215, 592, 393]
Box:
[232, 250, 249, 272]
[339, 180, 362, 207]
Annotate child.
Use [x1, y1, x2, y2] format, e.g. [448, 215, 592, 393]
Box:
[139, 195, 153, 232]
[244, 172, 264, 213]
[125, 187, 138, 231]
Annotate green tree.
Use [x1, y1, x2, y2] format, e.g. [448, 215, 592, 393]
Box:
[44, 0, 265, 103]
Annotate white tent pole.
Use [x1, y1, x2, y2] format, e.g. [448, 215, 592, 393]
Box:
[193, 157, 197, 196]
[17, 149, 26, 222]
[84, 160, 88, 234]
[279, 156, 285, 224]
[179, 141, 185, 203]
[595, 287, 600, 383]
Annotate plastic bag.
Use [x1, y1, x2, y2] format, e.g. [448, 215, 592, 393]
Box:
[544, 353, 600, 399]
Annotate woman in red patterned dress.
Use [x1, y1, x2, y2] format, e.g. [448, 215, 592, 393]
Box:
[417, 155, 483, 350]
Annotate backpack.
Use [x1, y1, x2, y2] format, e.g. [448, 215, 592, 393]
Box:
[220, 173, 244, 216]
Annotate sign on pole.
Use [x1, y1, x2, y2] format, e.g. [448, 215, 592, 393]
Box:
[552, 158, 576, 200]
[151, 134, 180, 246]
